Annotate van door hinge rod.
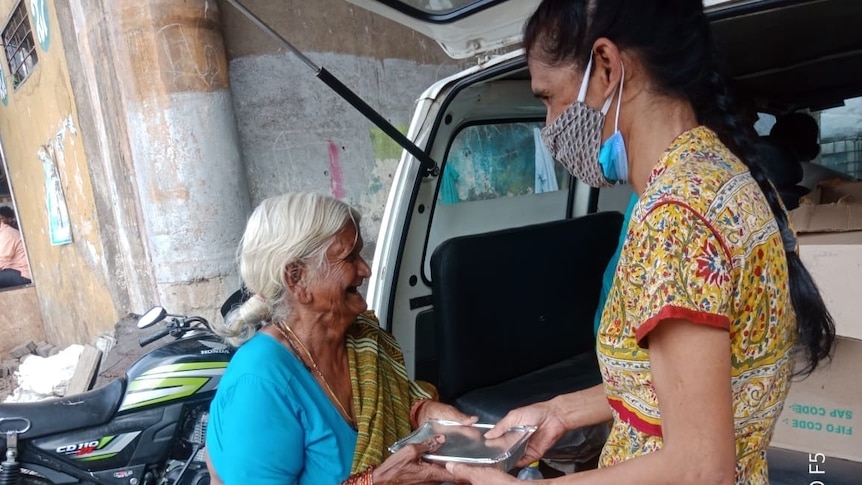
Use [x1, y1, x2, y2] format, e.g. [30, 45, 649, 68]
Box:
[225, 0, 440, 177]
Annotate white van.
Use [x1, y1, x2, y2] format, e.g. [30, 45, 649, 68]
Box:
[343, 0, 862, 481]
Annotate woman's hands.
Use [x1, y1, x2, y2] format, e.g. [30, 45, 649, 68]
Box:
[440, 398, 581, 484]
[371, 435, 456, 485]
[483, 398, 569, 468]
[445, 462, 519, 485]
[485, 385, 613, 467]
[416, 400, 478, 427]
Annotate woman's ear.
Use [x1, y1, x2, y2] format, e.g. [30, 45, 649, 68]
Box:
[284, 262, 311, 304]
[592, 38, 624, 100]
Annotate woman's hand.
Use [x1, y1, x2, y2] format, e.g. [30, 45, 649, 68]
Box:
[485, 385, 612, 467]
[416, 400, 478, 426]
[372, 435, 456, 485]
[445, 462, 518, 485]
[483, 399, 568, 467]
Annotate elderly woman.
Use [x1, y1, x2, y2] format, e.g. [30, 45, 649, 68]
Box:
[206, 192, 474, 485]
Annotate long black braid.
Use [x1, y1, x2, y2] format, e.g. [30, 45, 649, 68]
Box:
[525, 0, 835, 375]
[700, 70, 835, 375]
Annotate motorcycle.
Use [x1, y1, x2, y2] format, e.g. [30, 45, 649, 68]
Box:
[0, 306, 236, 485]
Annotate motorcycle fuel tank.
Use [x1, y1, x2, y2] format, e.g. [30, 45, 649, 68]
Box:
[119, 334, 235, 414]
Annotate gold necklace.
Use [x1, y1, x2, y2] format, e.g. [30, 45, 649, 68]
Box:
[273, 322, 356, 427]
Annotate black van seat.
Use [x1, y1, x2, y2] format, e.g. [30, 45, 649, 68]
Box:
[429, 212, 623, 460]
[455, 352, 609, 463]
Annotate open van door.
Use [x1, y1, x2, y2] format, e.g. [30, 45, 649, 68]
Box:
[346, 0, 627, 388]
[344, 0, 758, 60]
[344, 0, 540, 59]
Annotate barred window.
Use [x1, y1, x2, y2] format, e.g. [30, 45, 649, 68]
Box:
[820, 97, 862, 180]
[2, 1, 38, 89]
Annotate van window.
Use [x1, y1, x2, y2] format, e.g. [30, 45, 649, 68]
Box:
[391, 0, 480, 15]
[438, 121, 569, 205]
[426, 121, 572, 279]
[819, 96, 862, 179]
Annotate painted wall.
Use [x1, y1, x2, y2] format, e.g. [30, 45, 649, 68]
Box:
[109, 1, 250, 320]
[0, 0, 250, 348]
[219, 0, 467, 260]
[0, 0, 117, 346]
[57, 0, 250, 326]
[0, 0, 468, 349]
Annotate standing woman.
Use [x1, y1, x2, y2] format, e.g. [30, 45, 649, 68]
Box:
[449, 1, 835, 484]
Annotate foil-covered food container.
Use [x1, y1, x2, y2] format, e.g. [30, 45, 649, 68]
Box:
[389, 419, 537, 472]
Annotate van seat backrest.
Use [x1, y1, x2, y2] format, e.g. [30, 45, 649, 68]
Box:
[429, 212, 623, 403]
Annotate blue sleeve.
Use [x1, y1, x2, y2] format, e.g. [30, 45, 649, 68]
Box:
[593, 194, 638, 336]
[208, 374, 305, 485]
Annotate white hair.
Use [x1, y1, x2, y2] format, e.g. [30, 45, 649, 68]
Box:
[215, 193, 360, 346]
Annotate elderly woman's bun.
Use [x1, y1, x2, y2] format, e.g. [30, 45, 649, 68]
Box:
[216, 295, 271, 347]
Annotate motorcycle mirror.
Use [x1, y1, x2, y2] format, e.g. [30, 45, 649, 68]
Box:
[137, 306, 168, 329]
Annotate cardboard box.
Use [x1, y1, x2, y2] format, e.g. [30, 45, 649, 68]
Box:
[791, 181, 862, 341]
[775, 182, 862, 463]
[771, 336, 862, 463]
[798, 231, 862, 341]
[791, 181, 862, 233]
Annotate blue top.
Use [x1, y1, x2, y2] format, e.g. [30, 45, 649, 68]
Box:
[593, 194, 638, 335]
[207, 333, 357, 485]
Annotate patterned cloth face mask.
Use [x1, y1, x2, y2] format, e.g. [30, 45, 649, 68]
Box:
[541, 54, 628, 187]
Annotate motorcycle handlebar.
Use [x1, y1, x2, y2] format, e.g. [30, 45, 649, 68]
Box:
[139, 326, 172, 347]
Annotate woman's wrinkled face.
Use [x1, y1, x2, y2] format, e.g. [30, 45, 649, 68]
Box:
[529, 56, 584, 127]
[306, 221, 371, 321]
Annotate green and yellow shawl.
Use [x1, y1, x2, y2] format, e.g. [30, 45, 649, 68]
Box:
[345, 311, 437, 473]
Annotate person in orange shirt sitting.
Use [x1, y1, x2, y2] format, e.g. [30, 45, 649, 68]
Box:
[0, 206, 18, 230]
[0, 212, 31, 287]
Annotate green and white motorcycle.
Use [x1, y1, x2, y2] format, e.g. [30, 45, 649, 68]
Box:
[0, 306, 235, 485]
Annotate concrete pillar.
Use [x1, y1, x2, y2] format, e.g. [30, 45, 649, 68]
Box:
[108, 0, 250, 318]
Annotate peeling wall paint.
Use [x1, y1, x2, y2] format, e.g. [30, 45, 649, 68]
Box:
[361, 125, 408, 228]
[113, 0, 249, 323]
[40, 0, 251, 333]
[0, 286, 45, 356]
[0, 0, 118, 346]
[218, 0, 458, 64]
[37, 117, 76, 245]
[0, 0, 464, 349]
[328, 140, 346, 200]
[218, 0, 466, 270]
[128, 90, 248, 290]
[56, 0, 161, 321]
[227, 51, 462, 262]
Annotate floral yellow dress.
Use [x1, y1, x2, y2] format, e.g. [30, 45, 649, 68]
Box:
[597, 126, 797, 484]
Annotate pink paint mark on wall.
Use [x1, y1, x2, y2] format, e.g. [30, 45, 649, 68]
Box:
[328, 140, 345, 200]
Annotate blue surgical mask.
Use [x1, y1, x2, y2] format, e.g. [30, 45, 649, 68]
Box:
[599, 133, 628, 182]
[598, 64, 628, 183]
